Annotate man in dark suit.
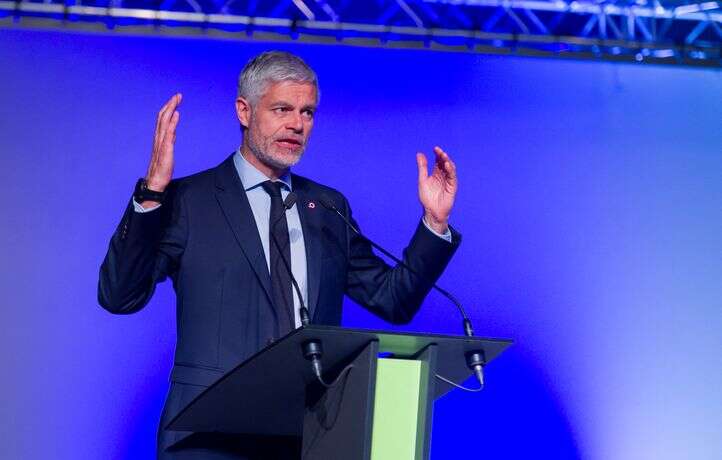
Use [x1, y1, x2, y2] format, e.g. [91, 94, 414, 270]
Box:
[99, 51, 460, 459]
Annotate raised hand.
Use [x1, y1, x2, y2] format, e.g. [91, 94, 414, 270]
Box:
[145, 93, 182, 196]
[416, 146, 457, 234]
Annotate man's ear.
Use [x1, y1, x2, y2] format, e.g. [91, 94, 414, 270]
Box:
[235, 97, 251, 128]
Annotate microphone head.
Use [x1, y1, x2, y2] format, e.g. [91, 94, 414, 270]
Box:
[318, 194, 337, 211]
[284, 192, 298, 210]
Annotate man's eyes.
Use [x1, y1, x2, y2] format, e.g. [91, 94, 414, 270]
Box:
[272, 107, 314, 118]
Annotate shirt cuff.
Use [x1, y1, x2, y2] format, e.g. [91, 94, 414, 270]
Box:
[133, 199, 162, 213]
[422, 217, 452, 243]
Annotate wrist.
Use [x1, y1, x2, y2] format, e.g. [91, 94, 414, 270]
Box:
[423, 212, 449, 234]
[144, 178, 168, 193]
[134, 178, 168, 204]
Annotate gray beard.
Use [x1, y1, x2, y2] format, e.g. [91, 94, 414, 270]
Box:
[247, 136, 303, 171]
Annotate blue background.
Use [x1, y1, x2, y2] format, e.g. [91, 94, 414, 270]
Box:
[1, 28, 721, 459]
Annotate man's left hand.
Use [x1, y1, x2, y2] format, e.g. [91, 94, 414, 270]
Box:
[417, 146, 457, 235]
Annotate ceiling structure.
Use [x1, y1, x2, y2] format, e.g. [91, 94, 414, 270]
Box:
[2, 0, 721, 67]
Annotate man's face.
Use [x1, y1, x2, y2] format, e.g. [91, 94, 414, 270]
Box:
[239, 80, 317, 171]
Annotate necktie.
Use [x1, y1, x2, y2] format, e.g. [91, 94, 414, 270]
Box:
[261, 180, 294, 336]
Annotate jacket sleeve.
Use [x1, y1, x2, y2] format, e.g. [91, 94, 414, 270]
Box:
[342, 197, 461, 325]
[97, 181, 188, 314]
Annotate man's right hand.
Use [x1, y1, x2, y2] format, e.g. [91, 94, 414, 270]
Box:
[141, 93, 182, 208]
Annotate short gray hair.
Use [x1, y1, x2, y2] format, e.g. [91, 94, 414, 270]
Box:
[237, 51, 319, 105]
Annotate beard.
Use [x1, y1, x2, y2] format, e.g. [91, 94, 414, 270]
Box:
[246, 129, 307, 171]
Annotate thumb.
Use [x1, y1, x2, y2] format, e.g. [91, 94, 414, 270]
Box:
[416, 152, 428, 183]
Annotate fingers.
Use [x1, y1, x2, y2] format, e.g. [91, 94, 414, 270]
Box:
[433, 145, 451, 164]
[157, 93, 182, 150]
[164, 110, 180, 144]
[154, 94, 180, 148]
[169, 111, 180, 144]
[158, 110, 180, 170]
[433, 146, 457, 183]
[416, 152, 428, 182]
[147, 94, 182, 189]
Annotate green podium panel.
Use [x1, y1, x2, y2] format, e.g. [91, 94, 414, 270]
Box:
[371, 358, 425, 460]
[370, 343, 437, 460]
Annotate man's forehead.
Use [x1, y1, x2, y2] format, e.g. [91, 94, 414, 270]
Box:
[261, 80, 318, 104]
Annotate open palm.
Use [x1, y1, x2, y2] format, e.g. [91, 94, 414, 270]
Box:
[417, 146, 457, 234]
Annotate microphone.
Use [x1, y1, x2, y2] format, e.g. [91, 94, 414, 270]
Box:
[268, 195, 331, 386]
[269, 192, 311, 327]
[318, 194, 474, 336]
[318, 194, 486, 390]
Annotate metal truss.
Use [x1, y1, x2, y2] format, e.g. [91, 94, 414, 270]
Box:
[1, 0, 720, 67]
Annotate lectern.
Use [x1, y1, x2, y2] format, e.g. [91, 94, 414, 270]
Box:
[168, 325, 512, 459]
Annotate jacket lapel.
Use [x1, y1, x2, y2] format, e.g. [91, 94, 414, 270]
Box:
[293, 181, 322, 321]
[214, 155, 274, 310]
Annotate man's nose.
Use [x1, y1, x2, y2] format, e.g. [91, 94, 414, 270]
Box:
[286, 111, 303, 132]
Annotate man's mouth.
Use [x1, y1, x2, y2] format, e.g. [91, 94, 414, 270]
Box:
[275, 138, 303, 149]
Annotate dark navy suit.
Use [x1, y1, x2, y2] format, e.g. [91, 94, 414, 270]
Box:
[98, 154, 460, 458]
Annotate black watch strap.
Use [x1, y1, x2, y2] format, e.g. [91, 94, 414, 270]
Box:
[134, 178, 167, 203]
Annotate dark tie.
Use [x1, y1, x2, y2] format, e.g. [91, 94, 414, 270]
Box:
[261, 180, 294, 336]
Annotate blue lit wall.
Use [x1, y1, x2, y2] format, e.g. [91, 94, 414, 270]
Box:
[1, 27, 721, 460]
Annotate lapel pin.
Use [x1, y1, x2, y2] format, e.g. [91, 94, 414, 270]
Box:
[308, 201, 316, 209]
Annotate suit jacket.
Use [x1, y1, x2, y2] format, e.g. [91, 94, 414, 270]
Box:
[98, 154, 460, 455]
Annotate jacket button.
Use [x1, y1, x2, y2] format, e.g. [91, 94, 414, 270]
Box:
[266, 337, 275, 346]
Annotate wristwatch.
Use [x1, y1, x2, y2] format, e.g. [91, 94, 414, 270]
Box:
[133, 178, 167, 204]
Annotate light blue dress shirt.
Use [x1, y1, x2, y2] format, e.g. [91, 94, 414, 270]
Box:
[232, 151, 308, 328]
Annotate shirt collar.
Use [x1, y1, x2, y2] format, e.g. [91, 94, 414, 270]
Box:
[233, 149, 292, 192]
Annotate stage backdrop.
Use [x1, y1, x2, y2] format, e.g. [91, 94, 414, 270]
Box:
[1, 27, 721, 460]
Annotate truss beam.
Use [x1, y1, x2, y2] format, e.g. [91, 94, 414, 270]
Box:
[1, 0, 720, 67]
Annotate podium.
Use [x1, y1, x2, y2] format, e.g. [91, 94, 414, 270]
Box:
[168, 325, 512, 459]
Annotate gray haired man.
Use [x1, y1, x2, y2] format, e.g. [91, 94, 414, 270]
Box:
[99, 50, 461, 458]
